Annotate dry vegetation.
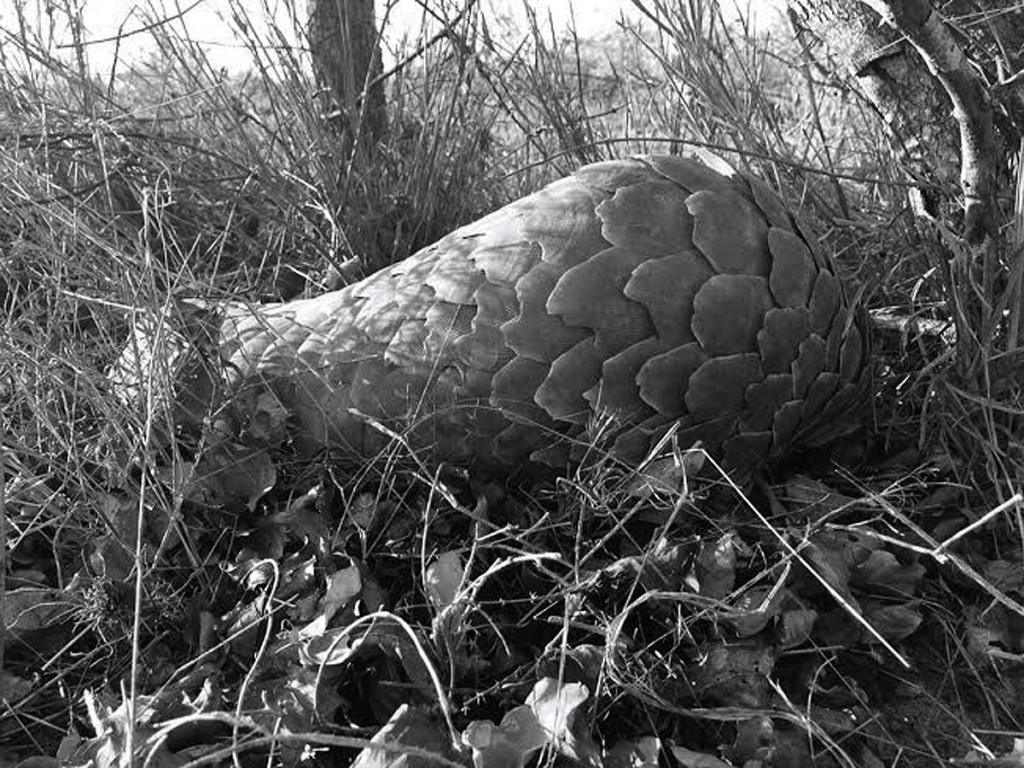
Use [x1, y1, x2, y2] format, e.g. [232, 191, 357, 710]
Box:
[1, 1, 1022, 767]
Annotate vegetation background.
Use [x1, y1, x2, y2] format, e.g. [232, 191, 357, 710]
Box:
[2, 0, 1023, 766]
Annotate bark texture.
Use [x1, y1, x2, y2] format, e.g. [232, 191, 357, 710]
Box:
[788, 0, 961, 215]
[308, 0, 387, 151]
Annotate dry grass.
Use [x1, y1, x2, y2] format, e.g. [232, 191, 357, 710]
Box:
[1, 0, 1022, 766]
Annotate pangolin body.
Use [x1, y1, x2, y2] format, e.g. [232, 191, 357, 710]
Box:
[121, 152, 869, 472]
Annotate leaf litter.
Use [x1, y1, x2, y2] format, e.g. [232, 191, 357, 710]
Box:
[4, 442, 1024, 768]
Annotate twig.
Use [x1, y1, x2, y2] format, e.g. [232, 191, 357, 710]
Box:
[872, 490, 1024, 617]
[368, 0, 479, 92]
[56, 0, 205, 48]
[931, 492, 1022, 555]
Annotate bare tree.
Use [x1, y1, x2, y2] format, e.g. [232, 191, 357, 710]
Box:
[791, 1, 1022, 363]
[308, 0, 387, 154]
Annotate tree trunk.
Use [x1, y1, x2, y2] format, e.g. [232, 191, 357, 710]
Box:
[787, 0, 962, 222]
[789, 0, 1023, 357]
[790, 0, 1024, 492]
[308, 0, 387, 154]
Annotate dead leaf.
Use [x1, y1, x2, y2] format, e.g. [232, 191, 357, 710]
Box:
[723, 585, 786, 638]
[322, 564, 362, 623]
[669, 743, 731, 768]
[0, 670, 32, 701]
[983, 559, 1024, 595]
[353, 704, 453, 768]
[863, 602, 922, 643]
[462, 705, 546, 768]
[426, 552, 464, 611]
[526, 678, 599, 766]
[783, 475, 855, 520]
[689, 643, 774, 707]
[778, 608, 817, 649]
[536, 644, 604, 692]
[348, 493, 378, 530]
[2, 587, 67, 635]
[689, 533, 738, 600]
[604, 736, 660, 768]
[596, 538, 692, 593]
[856, 550, 925, 597]
[802, 537, 853, 601]
[728, 715, 772, 764]
[191, 442, 276, 510]
[627, 448, 704, 498]
[245, 390, 288, 444]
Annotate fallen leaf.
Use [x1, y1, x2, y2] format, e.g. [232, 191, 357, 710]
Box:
[245, 390, 288, 444]
[983, 559, 1024, 595]
[728, 715, 772, 764]
[863, 602, 922, 643]
[2, 587, 67, 635]
[536, 644, 604, 692]
[526, 678, 588, 743]
[526, 678, 599, 765]
[322, 564, 362, 623]
[353, 704, 453, 768]
[690, 533, 738, 600]
[0, 670, 32, 701]
[191, 442, 276, 510]
[723, 585, 786, 638]
[856, 550, 925, 597]
[669, 743, 731, 768]
[778, 608, 817, 649]
[782, 475, 855, 520]
[626, 448, 703, 498]
[426, 552, 464, 611]
[689, 643, 774, 707]
[348, 493, 378, 530]
[462, 705, 546, 768]
[604, 736, 660, 768]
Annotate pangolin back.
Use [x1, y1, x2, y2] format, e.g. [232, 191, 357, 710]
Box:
[116, 152, 869, 472]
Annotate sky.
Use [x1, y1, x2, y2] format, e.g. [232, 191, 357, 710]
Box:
[2, 0, 786, 76]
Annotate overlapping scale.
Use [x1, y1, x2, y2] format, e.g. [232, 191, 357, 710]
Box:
[587, 337, 668, 419]
[685, 354, 765, 421]
[637, 343, 707, 418]
[535, 337, 604, 423]
[768, 228, 816, 307]
[131, 152, 869, 475]
[596, 181, 694, 254]
[547, 246, 652, 355]
[623, 250, 711, 345]
[692, 275, 775, 356]
[688, 190, 770, 275]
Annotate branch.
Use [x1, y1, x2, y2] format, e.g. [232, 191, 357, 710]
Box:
[861, 0, 997, 242]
